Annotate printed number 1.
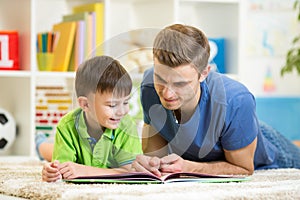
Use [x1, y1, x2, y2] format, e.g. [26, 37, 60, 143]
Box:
[0, 35, 14, 67]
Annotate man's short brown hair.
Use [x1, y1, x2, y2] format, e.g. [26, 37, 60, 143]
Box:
[153, 24, 210, 73]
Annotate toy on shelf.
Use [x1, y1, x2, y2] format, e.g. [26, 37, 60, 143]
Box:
[0, 31, 19, 70]
[35, 80, 74, 138]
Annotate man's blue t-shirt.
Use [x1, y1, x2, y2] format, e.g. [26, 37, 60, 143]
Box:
[141, 68, 278, 169]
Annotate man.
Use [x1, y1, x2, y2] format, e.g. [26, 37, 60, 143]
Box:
[131, 24, 300, 176]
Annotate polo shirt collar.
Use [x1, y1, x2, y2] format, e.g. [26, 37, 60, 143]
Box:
[76, 109, 115, 140]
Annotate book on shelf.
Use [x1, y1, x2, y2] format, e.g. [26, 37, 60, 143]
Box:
[63, 12, 90, 71]
[63, 172, 250, 184]
[89, 12, 96, 57]
[73, 2, 104, 56]
[51, 21, 76, 72]
[74, 21, 85, 70]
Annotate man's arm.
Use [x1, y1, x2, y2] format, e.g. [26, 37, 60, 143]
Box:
[142, 123, 168, 157]
[131, 123, 168, 176]
[223, 137, 257, 174]
[137, 123, 256, 176]
[161, 137, 257, 175]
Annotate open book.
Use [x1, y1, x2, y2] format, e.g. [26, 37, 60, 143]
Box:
[63, 172, 250, 184]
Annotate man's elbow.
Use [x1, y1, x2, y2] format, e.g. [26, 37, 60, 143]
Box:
[245, 164, 254, 175]
[247, 168, 254, 175]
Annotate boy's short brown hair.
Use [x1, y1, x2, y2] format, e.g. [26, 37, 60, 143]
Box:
[75, 56, 132, 97]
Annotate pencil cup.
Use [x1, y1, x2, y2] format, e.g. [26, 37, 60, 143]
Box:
[37, 53, 54, 71]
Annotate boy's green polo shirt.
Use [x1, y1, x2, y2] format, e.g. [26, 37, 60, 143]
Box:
[52, 108, 142, 168]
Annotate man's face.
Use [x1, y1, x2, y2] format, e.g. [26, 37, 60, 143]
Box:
[153, 59, 201, 111]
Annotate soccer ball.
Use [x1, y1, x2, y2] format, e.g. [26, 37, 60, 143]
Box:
[0, 108, 16, 151]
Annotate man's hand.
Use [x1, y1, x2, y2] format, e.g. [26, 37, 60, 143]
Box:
[160, 153, 187, 173]
[131, 154, 162, 177]
[42, 160, 62, 182]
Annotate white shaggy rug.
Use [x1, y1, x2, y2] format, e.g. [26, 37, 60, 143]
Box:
[0, 157, 300, 200]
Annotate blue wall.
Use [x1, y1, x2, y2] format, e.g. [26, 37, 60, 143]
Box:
[255, 97, 300, 141]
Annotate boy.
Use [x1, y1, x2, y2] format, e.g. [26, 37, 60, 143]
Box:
[42, 56, 142, 182]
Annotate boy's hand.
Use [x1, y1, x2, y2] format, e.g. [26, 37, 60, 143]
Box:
[42, 160, 62, 182]
[131, 155, 162, 177]
[58, 162, 85, 179]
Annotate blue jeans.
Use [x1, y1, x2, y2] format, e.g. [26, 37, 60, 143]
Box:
[260, 121, 300, 168]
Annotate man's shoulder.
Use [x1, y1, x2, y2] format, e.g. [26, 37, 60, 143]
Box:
[205, 71, 254, 106]
[207, 72, 252, 96]
[141, 67, 154, 87]
[207, 71, 242, 86]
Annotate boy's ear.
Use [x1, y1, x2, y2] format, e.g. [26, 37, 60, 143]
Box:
[78, 96, 89, 111]
[199, 65, 211, 82]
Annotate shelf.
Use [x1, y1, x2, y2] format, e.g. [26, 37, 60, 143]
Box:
[34, 71, 76, 78]
[0, 70, 31, 78]
[180, 0, 239, 3]
[177, 1, 239, 74]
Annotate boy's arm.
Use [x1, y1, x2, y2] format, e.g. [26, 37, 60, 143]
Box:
[38, 142, 54, 162]
[57, 162, 131, 179]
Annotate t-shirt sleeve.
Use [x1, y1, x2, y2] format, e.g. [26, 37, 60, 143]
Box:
[221, 92, 259, 151]
[52, 123, 78, 163]
[112, 119, 143, 166]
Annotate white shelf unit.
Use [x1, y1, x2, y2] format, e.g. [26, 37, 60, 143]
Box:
[104, 0, 240, 75]
[0, 0, 241, 156]
[176, 0, 240, 74]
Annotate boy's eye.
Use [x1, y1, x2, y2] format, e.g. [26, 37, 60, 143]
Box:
[123, 101, 129, 105]
[108, 104, 116, 108]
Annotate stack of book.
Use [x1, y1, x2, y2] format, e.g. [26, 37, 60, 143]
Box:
[36, 2, 104, 72]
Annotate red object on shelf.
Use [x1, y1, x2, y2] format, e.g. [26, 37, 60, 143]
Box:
[0, 31, 19, 70]
[39, 119, 48, 124]
[36, 112, 43, 117]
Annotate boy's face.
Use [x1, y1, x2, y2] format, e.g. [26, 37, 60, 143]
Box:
[85, 91, 131, 130]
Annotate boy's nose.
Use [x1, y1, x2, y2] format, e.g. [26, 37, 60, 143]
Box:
[115, 106, 128, 116]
